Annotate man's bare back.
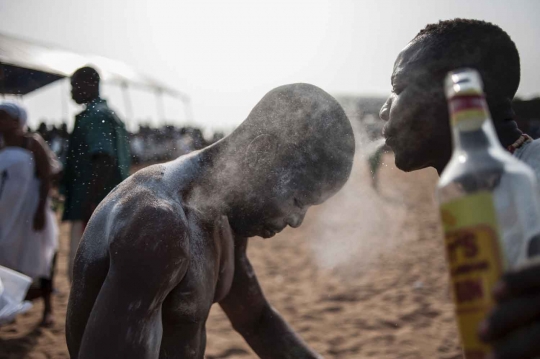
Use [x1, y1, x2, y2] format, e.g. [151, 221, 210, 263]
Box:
[67, 155, 237, 358]
[66, 84, 355, 359]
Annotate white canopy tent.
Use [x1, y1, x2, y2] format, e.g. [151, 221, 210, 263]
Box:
[0, 32, 192, 127]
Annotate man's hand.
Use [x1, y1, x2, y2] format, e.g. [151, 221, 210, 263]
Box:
[84, 154, 114, 222]
[28, 134, 51, 232]
[33, 209, 46, 231]
[479, 263, 540, 359]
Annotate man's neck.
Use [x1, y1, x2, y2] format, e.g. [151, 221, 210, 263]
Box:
[494, 119, 522, 149]
[488, 100, 522, 148]
[180, 140, 242, 218]
[84, 95, 101, 106]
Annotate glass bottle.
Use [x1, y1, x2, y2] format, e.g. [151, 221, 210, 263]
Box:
[437, 68, 540, 358]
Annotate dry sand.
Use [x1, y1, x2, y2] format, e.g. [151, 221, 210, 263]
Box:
[0, 153, 463, 359]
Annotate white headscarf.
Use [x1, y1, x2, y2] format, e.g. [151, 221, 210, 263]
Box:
[0, 102, 28, 129]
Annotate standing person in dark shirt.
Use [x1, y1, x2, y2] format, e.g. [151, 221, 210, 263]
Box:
[62, 66, 131, 282]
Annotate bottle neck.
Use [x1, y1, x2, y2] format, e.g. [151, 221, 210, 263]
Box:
[448, 94, 504, 152]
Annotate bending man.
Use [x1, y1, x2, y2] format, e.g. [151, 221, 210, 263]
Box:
[66, 83, 355, 359]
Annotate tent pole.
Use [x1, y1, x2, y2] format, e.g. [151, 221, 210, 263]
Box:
[121, 82, 134, 130]
[61, 79, 69, 127]
[155, 89, 165, 127]
[0, 64, 5, 97]
[183, 96, 192, 123]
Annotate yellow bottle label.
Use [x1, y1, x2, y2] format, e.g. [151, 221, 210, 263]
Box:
[440, 191, 506, 359]
[449, 95, 489, 131]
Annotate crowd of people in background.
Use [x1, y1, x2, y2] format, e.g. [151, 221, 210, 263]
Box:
[32, 122, 224, 166]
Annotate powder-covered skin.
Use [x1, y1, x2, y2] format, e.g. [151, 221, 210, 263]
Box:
[65, 83, 355, 359]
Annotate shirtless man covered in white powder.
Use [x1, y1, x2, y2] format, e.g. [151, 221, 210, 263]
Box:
[66, 83, 355, 359]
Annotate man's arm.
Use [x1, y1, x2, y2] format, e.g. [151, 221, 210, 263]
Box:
[75, 208, 189, 359]
[29, 135, 51, 231]
[219, 237, 322, 359]
[81, 115, 118, 222]
[479, 262, 540, 359]
[83, 154, 115, 221]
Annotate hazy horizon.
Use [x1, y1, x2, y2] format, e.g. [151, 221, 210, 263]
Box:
[1, 0, 539, 132]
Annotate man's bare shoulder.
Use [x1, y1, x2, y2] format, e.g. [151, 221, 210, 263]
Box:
[85, 163, 191, 268]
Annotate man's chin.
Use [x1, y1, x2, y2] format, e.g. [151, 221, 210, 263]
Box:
[259, 229, 277, 239]
[249, 227, 279, 239]
[229, 220, 280, 239]
[393, 151, 427, 173]
[231, 227, 272, 239]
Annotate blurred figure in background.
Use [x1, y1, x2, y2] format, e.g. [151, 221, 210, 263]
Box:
[36, 121, 49, 143]
[40, 122, 70, 164]
[0, 102, 60, 326]
[62, 66, 131, 282]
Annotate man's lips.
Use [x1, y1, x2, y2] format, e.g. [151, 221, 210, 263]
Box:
[382, 125, 397, 146]
[261, 225, 286, 238]
[382, 124, 389, 137]
[261, 228, 276, 238]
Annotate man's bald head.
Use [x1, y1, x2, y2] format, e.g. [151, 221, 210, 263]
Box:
[222, 83, 355, 238]
[236, 83, 355, 196]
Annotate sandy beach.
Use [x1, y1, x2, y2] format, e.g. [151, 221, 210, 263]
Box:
[0, 152, 463, 359]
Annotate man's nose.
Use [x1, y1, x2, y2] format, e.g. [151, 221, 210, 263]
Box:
[379, 97, 392, 122]
[288, 211, 307, 228]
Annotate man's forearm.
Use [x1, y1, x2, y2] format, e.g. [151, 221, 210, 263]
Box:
[222, 238, 322, 359]
[238, 304, 322, 359]
[85, 155, 115, 220]
[89, 155, 114, 198]
[36, 180, 50, 214]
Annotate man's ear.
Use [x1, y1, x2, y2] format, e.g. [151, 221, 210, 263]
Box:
[245, 134, 279, 170]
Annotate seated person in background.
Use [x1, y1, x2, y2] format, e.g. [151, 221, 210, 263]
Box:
[66, 83, 355, 359]
[0, 102, 59, 326]
[379, 19, 540, 359]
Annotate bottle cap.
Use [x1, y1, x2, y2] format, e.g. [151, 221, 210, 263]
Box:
[445, 68, 484, 99]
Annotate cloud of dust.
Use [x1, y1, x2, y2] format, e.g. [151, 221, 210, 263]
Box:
[308, 100, 407, 275]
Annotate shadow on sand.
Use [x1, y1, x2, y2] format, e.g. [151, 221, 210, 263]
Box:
[0, 325, 42, 359]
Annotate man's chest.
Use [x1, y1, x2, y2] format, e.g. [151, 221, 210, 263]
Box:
[162, 216, 236, 323]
